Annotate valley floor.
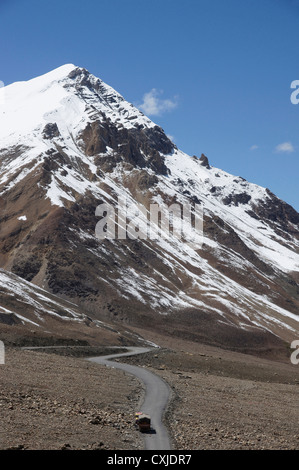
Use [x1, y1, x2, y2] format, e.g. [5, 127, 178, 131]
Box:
[121, 330, 299, 450]
[0, 348, 144, 450]
[0, 334, 298, 450]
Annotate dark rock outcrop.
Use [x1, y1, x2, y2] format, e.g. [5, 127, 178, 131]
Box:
[43, 123, 60, 140]
[222, 192, 252, 206]
[199, 153, 210, 169]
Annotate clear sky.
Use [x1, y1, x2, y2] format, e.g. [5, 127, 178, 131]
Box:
[0, 0, 299, 210]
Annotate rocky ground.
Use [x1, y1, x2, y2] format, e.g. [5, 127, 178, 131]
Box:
[0, 331, 298, 451]
[0, 348, 144, 450]
[119, 329, 299, 450]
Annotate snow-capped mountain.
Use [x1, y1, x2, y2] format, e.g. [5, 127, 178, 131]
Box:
[0, 64, 298, 353]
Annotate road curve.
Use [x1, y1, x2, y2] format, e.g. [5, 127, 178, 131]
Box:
[88, 347, 172, 450]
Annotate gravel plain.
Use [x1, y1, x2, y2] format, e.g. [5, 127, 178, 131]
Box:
[0, 335, 298, 451]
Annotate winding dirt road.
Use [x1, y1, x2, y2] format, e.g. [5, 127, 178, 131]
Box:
[88, 347, 172, 450]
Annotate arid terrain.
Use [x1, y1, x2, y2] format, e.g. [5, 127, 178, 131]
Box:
[1, 328, 298, 451]
[0, 347, 144, 450]
[1, 64, 299, 452]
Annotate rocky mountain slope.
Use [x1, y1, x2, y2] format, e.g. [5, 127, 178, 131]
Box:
[0, 64, 298, 353]
[0, 268, 138, 348]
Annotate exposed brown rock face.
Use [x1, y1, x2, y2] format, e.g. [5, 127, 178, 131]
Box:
[79, 118, 171, 175]
[253, 189, 299, 236]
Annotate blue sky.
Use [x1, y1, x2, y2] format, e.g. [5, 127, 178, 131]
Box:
[1, 0, 299, 210]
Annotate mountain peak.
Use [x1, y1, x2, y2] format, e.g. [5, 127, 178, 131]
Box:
[0, 64, 159, 151]
[36, 63, 78, 81]
[0, 65, 299, 352]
